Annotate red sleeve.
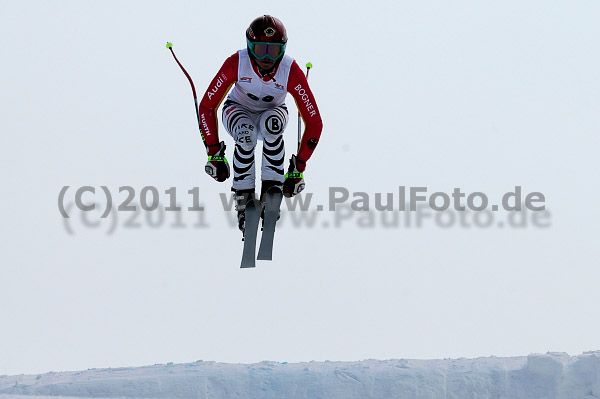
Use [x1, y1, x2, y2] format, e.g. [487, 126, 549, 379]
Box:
[198, 52, 238, 154]
[288, 60, 323, 168]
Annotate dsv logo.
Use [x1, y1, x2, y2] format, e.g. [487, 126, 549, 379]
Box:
[265, 115, 283, 134]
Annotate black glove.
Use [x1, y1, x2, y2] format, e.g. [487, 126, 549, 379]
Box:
[283, 154, 306, 197]
[205, 141, 230, 182]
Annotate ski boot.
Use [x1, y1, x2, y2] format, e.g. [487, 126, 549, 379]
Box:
[232, 188, 256, 235]
[259, 180, 283, 229]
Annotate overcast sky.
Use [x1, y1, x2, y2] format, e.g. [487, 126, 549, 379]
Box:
[1, 0, 599, 375]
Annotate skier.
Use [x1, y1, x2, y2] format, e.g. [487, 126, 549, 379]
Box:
[199, 15, 323, 232]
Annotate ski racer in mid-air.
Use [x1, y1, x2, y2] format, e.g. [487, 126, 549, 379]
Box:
[199, 15, 323, 232]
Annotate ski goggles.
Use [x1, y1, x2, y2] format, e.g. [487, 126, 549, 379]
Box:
[247, 39, 287, 61]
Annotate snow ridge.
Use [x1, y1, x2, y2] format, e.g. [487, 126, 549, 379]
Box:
[1, 351, 599, 399]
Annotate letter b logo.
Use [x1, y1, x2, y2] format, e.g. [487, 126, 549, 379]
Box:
[265, 116, 283, 134]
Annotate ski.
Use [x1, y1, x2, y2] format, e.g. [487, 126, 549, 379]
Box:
[257, 188, 283, 261]
[240, 199, 261, 268]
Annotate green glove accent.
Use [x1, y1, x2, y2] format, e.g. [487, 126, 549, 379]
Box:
[285, 172, 304, 179]
[208, 155, 228, 163]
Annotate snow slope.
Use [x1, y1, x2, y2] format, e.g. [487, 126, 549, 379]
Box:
[1, 352, 599, 399]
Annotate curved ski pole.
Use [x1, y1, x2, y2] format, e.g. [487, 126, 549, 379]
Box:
[166, 42, 207, 147]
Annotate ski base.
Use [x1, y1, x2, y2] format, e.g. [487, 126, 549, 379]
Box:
[257, 188, 283, 261]
[240, 200, 261, 268]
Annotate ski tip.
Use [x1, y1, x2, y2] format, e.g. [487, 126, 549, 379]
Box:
[306, 61, 313, 69]
[166, 42, 173, 49]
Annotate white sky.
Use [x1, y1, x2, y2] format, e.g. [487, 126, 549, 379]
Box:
[0, 0, 599, 375]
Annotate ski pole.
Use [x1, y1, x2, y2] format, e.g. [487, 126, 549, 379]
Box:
[166, 42, 207, 147]
[297, 62, 313, 151]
